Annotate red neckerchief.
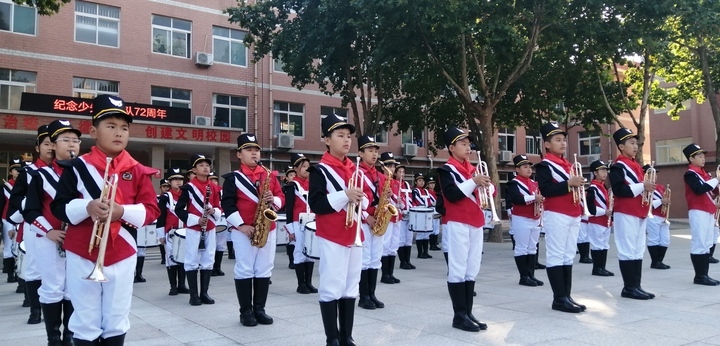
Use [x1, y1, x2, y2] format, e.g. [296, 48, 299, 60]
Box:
[447, 156, 474, 179]
[240, 164, 265, 187]
[591, 180, 608, 197]
[320, 151, 355, 182]
[544, 152, 571, 173]
[51, 160, 63, 176]
[688, 164, 711, 181]
[294, 176, 309, 191]
[615, 155, 644, 181]
[169, 188, 181, 201]
[34, 158, 48, 169]
[360, 161, 378, 183]
[191, 177, 212, 198]
[515, 175, 538, 192]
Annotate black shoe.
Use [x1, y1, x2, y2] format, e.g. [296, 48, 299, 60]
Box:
[16, 279, 25, 293]
[167, 266, 178, 296]
[212, 251, 225, 276]
[295, 263, 310, 294]
[600, 250, 614, 276]
[200, 270, 215, 304]
[177, 266, 190, 294]
[551, 296, 583, 313]
[547, 266, 582, 313]
[227, 241, 236, 259]
[525, 254, 542, 285]
[577, 243, 593, 263]
[62, 300, 74, 345]
[465, 281, 487, 330]
[253, 278, 273, 325]
[710, 244, 718, 263]
[404, 247, 417, 269]
[134, 256, 146, 283]
[429, 235, 441, 251]
[338, 298, 358, 345]
[305, 262, 318, 293]
[634, 260, 655, 299]
[235, 279, 257, 326]
[592, 268, 612, 277]
[692, 254, 720, 286]
[380, 257, 394, 284]
[26, 280, 42, 324]
[515, 256, 537, 287]
[101, 333, 125, 346]
[535, 251, 546, 269]
[619, 261, 650, 300]
[389, 256, 401, 283]
[286, 244, 295, 269]
[448, 282, 480, 332]
[320, 300, 340, 346]
[710, 257, 719, 264]
[41, 301, 63, 345]
[159, 245, 166, 265]
[417, 242, 425, 259]
[398, 247, 412, 269]
[358, 270, 375, 310]
[72, 338, 100, 346]
[655, 246, 671, 269]
[563, 265, 586, 311]
[186, 270, 202, 306]
[519, 276, 537, 287]
[367, 269, 384, 308]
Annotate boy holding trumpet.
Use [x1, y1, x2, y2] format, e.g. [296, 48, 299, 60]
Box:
[645, 164, 672, 270]
[585, 160, 614, 277]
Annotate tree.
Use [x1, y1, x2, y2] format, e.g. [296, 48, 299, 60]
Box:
[13, 0, 70, 16]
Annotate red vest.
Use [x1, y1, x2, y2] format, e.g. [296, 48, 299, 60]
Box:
[291, 177, 310, 222]
[314, 160, 364, 246]
[651, 184, 667, 218]
[541, 156, 582, 217]
[588, 180, 609, 226]
[163, 189, 182, 230]
[510, 176, 539, 220]
[440, 161, 487, 228]
[685, 165, 717, 214]
[230, 168, 284, 231]
[33, 162, 65, 233]
[360, 163, 379, 217]
[613, 156, 646, 218]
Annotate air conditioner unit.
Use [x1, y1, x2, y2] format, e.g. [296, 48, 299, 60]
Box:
[194, 116, 211, 126]
[498, 150, 513, 163]
[195, 52, 214, 66]
[403, 143, 418, 157]
[277, 133, 295, 149]
[587, 154, 601, 165]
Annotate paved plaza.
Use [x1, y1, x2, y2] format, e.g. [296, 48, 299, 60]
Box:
[3, 222, 720, 345]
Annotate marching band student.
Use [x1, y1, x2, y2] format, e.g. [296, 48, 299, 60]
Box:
[644, 164, 671, 270]
[175, 155, 222, 306]
[283, 167, 297, 270]
[506, 155, 544, 287]
[577, 219, 592, 264]
[437, 127, 493, 332]
[309, 115, 367, 346]
[535, 122, 586, 313]
[586, 160, 614, 277]
[158, 179, 170, 265]
[209, 172, 228, 277]
[25, 119, 80, 345]
[682, 143, 720, 285]
[356, 136, 385, 310]
[426, 177, 442, 251]
[51, 95, 160, 344]
[160, 179, 170, 194]
[222, 134, 284, 327]
[396, 165, 415, 270]
[284, 153, 318, 294]
[2, 161, 20, 285]
[379, 152, 402, 284]
[610, 128, 656, 299]
[412, 173, 433, 259]
[157, 168, 190, 296]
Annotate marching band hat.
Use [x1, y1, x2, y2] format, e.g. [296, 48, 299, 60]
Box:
[237, 133, 261, 151]
[209, 171, 219, 180]
[358, 135, 380, 151]
[166, 167, 184, 180]
[159, 179, 169, 187]
[285, 166, 296, 175]
[290, 153, 310, 167]
[414, 172, 425, 181]
[47, 119, 81, 142]
[92, 95, 132, 124]
[379, 152, 400, 166]
[642, 164, 658, 173]
[37, 124, 49, 142]
[540, 122, 566, 141]
[9, 158, 22, 171]
[612, 128, 637, 146]
[513, 154, 533, 167]
[20, 152, 33, 163]
[683, 143, 707, 159]
[443, 127, 470, 147]
[590, 160, 609, 172]
[322, 114, 355, 137]
[426, 176, 436, 184]
[190, 154, 212, 168]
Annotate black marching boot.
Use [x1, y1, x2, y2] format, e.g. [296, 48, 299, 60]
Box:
[577, 243, 593, 264]
[367, 268, 384, 308]
[380, 256, 394, 284]
[167, 266, 178, 295]
[655, 246, 671, 269]
[253, 278, 273, 324]
[71, 338, 100, 346]
[177, 266, 190, 294]
[212, 251, 225, 276]
[61, 300, 73, 346]
[635, 260, 655, 298]
[389, 256, 401, 283]
[515, 256, 537, 287]
[649, 246, 669, 269]
[398, 247, 411, 269]
[564, 265, 586, 311]
[338, 298, 358, 346]
[535, 243, 546, 269]
[526, 254, 544, 286]
[41, 301, 63, 346]
[591, 250, 611, 276]
[235, 279, 257, 326]
[305, 262, 318, 293]
[465, 280, 487, 330]
[26, 280, 42, 324]
[287, 244, 295, 269]
[601, 250, 614, 276]
[424, 239, 433, 258]
[430, 234, 441, 251]
[619, 260, 649, 299]
[417, 241, 426, 259]
[295, 261, 309, 294]
[691, 254, 720, 286]
[159, 244, 166, 265]
[547, 266, 582, 313]
[134, 257, 146, 283]
[358, 270, 375, 310]
[710, 244, 719, 264]
[404, 246, 416, 269]
[4, 257, 17, 283]
[227, 241, 236, 259]
[200, 270, 215, 304]
[448, 282, 480, 331]
[320, 300, 340, 346]
[101, 333, 126, 346]
[186, 270, 202, 306]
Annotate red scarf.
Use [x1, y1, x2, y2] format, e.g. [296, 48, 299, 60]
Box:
[294, 175, 309, 191]
[688, 164, 711, 181]
[514, 175, 538, 192]
[34, 158, 48, 169]
[191, 177, 212, 196]
[447, 155, 480, 202]
[615, 155, 644, 181]
[240, 164, 266, 187]
[51, 160, 63, 177]
[320, 151, 355, 182]
[360, 161, 378, 182]
[169, 187, 182, 201]
[543, 153, 571, 173]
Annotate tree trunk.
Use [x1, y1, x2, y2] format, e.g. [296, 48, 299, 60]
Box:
[635, 120, 646, 165]
[698, 46, 720, 163]
[476, 106, 503, 243]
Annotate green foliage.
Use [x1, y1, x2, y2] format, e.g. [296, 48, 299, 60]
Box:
[13, 0, 70, 16]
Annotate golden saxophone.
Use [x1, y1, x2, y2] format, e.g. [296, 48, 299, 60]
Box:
[372, 163, 399, 236]
[85, 157, 119, 282]
[251, 161, 279, 248]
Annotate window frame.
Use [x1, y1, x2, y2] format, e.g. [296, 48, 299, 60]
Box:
[212, 26, 248, 67]
[497, 127, 515, 152]
[0, 68, 37, 110]
[150, 86, 192, 109]
[72, 77, 119, 99]
[273, 59, 287, 74]
[212, 93, 248, 131]
[655, 137, 693, 165]
[274, 101, 305, 138]
[0, 0, 37, 36]
[74, 0, 120, 48]
[578, 131, 601, 156]
[151, 15, 192, 59]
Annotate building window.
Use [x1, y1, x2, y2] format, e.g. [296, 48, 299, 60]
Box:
[498, 128, 515, 152]
[212, 26, 247, 67]
[151, 86, 191, 108]
[152, 15, 191, 58]
[273, 59, 286, 73]
[274, 102, 304, 137]
[656, 137, 693, 164]
[74, 1, 120, 47]
[374, 130, 388, 144]
[525, 130, 541, 155]
[401, 129, 424, 147]
[320, 106, 348, 119]
[0, 68, 36, 110]
[213, 94, 248, 130]
[72, 77, 119, 99]
[0, 0, 36, 35]
[578, 131, 601, 156]
[164, 158, 190, 172]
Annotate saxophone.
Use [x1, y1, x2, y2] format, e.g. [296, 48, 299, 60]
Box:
[251, 161, 279, 248]
[372, 163, 399, 236]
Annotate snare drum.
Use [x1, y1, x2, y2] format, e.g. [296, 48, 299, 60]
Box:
[303, 221, 320, 259]
[216, 216, 228, 232]
[408, 207, 434, 232]
[170, 228, 187, 263]
[137, 223, 159, 248]
[275, 214, 289, 245]
[16, 241, 26, 280]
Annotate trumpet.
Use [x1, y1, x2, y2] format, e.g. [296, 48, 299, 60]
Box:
[715, 195, 720, 227]
[661, 184, 671, 225]
[571, 154, 591, 217]
[346, 157, 364, 247]
[642, 161, 656, 219]
[607, 190, 614, 227]
[534, 188, 544, 227]
[475, 152, 501, 225]
[85, 157, 119, 283]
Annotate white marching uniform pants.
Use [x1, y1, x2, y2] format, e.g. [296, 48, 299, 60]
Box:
[136, 247, 146, 257]
[23, 229, 42, 281]
[36, 236, 68, 303]
[290, 221, 314, 264]
[511, 215, 540, 257]
[399, 219, 413, 246]
[432, 218, 440, 235]
[689, 210, 714, 255]
[164, 232, 176, 267]
[361, 224, 382, 270]
[66, 252, 134, 341]
[318, 237, 361, 302]
[543, 211, 580, 267]
[445, 221, 483, 283]
[646, 216, 670, 247]
[184, 229, 216, 271]
[215, 230, 228, 252]
[588, 223, 611, 250]
[2, 220, 13, 258]
[613, 212, 647, 261]
[231, 228, 275, 279]
[577, 222, 589, 243]
[382, 221, 400, 256]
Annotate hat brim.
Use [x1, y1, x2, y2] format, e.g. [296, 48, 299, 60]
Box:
[514, 160, 534, 167]
[285, 168, 297, 175]
[449, 134, 470, 145]
[617, 133, 638, 143]
[543, 129, 567, 140]
[192, 158, 212, 167]
[209, 175, 219, 180]
[325, 123, 356, 137]
[51, 127, 82, 141]
[167, 174, 184, 180]
[414, 176, 425, 181]
[94, 109, 133, 124]
[292, 157, 310, 167]
[359, 142, 380, 150]
[688, 149, 708, 158]
[237, 143, 261, 151]
[9, 164, 22, 171]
